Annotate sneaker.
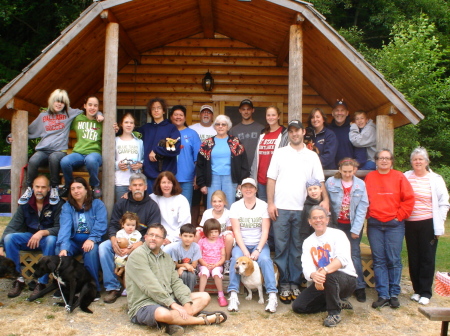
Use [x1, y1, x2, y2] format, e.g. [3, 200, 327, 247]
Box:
[339, 299, 353, 310]
[265, 295, 278, 313]
[418, 297, 430, 305]
[410, 293, 420, 302]
[323, 314, 341, 327]
[223, 260, 230, 275]
[52, 289, 62, 299]
[8, 280, 25, 298]
[49, 187, 60, 205]
[30, 283, 46, 297]
[279, 290, 292, 304]
[389, 296, 400, 308]
[291, 288, 301, 300]
[227, 296, 240, 312]
[354, 288, 366, 302]
[59, 186, 69, 198]
[103, 289, 122, 304]
[372, 297, 390, 309]
[92, 186, 102, 199]
[18, 187, 33, 205]
[164, 324, 184, 336]
[94, 291, 101, 302]
[121, 288, 127, 296]
[218, 296, 227, 307]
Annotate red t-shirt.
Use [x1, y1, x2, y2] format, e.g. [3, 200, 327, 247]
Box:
[257, 127, 283, 185]
[338, 184, 352, 224]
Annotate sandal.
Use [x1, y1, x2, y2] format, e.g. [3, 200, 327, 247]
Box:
[198, 311, 227, 325]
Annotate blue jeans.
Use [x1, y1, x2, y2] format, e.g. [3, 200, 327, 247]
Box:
[115, 185, 129, 202]
[207, 174, 236, 209]
[56, 233, 101, 291]
[337, 223, 365, 290]
[227, 244, 278, 294]
[60, 152, 102, 187]
[27, 150, 67, 187]
[367, 217, 405, 298]
[4, 232, 57, 284]
[99, 240, 121, 291]
[359, 160, 376, 170]
[257, 183, 267, 202]
[273, 209, 303, 287]
[179, 182, 194, 207]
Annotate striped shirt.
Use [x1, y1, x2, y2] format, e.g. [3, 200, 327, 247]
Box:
[407, 173, 433, 221]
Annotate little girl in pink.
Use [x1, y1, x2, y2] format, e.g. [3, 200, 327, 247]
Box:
[198, 218, 227, 307]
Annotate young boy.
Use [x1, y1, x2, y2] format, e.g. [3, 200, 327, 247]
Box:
[300, 178, 323, 246]
[170, 223, 202, 291]
[349, 111, 376, 170]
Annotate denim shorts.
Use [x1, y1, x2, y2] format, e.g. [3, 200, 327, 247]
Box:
[131, 304, 162, 327]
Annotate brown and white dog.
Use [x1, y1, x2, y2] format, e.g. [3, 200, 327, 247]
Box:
[234, 256, 279, 304]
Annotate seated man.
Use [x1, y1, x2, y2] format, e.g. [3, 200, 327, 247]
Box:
[0, 175, 63, 298]
[126, 224, 227, 335]
[292, 206, 357, 328]
[99, 173, 161, 304]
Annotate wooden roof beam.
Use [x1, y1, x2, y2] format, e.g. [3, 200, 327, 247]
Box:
[277, 13, 304, 67]
[6, 97, 40, 115]
[369, 102, 399, 117]
[197, 0, 215, 39]
[100, 9, 141, 64]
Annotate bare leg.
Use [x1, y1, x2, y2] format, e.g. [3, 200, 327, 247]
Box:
[214, 275, 223, 292]
[224, 234, 233, 261]
[199, 274, 208, 292]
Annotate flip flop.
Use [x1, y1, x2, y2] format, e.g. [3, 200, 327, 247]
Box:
[198, 311, 227, 325]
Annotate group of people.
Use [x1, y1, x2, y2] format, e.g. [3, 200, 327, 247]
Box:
[1, 91, 449, 333]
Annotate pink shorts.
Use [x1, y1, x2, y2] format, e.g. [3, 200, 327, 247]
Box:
[198, 266, 223, 278]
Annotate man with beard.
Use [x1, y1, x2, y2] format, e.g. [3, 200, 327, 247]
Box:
[100, 173, 161, 304]
[267, 120, 328, 305]
[0, 175, 63, 298]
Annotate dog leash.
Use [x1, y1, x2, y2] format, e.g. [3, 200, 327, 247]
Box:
[54, 256, 70, 312]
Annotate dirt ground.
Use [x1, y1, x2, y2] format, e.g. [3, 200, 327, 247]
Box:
[0, 275, 448, 336]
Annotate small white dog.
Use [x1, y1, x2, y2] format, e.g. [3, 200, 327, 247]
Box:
[235, 256, 279, 304]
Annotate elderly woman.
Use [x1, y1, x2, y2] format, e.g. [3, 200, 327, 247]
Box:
[196, 115, 249, 209]
[57, 177, 107, 296]
[365, 149, 415, 309]
[307, 108, 338, 169]
[404, 147, 449, 305]
[227, 178, 278, 313]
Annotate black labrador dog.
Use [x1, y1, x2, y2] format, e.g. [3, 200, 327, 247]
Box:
[0, 255, 19, 279]
[28, 256, 96, 313]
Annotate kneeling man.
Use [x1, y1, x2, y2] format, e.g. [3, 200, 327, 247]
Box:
[292, 206, 357, 327]
[126, 224, 227, 335]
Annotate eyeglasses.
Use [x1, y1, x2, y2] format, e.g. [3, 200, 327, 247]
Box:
[201, 110, 213, 114]
[311, 216, 326, 221]
[151, 106, 163, 111]
[147, 233, 164, 240]
[377, 157, 392, 161]
[215, 123, 227, 127]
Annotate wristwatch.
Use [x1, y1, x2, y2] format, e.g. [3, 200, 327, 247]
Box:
[255, 248, 261, 253]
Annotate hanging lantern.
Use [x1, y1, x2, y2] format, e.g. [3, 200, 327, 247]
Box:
[202, 70, 214, 92]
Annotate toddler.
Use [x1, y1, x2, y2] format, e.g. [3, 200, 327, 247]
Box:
[114, 212, 142, 277]
[349, 111, 376, 170]
[198, 218, 227, 307]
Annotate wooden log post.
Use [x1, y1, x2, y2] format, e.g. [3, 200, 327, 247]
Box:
[376, 115, 394, 153]
[288, 14, 304, 122]
[103, 22, 119, 219]
[11, 110, 29, 215]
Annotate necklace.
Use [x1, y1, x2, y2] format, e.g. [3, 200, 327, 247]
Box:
[244, 200, 256, 210]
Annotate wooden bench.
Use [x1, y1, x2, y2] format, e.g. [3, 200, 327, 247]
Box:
[419, 307, 450, 336]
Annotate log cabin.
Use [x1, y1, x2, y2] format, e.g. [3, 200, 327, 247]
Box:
[0, 0, 424, 217]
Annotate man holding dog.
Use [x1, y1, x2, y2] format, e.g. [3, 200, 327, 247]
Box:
[0, 175, 63, 298]
[267, 120, 328, 304]
[99, 173, 161, 304]
[292, 206, 357, 328]
[126, 223, 227, 335]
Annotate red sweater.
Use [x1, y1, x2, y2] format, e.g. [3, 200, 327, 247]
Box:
[365, 169, 415, 222]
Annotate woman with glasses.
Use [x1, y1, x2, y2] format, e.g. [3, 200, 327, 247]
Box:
[365, 149, 414, 309]
[136, 97, 181, 189]
[196, 115, 249, 209]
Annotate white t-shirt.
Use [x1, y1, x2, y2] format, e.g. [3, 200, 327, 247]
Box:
[189, 123, 217, 143]
[115, 136, 143, 186]
[149, 194, 191, 243]
[229, 198, 269, 246]
[115, 229, 142, 258]
[199, 208, 231, 234]
[301, 227, 357, 281]
[267, 144, 324, 210]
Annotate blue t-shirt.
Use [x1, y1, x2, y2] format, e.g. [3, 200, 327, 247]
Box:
[211, 137, 231, 175]
[176, 128, 201, 182]
[170, 241, 202, 264]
